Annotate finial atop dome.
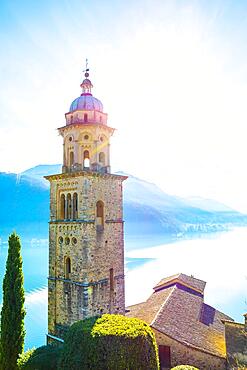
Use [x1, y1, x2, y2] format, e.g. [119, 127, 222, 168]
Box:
[84, 58, 89, 78]
[80, 58, 93, 95]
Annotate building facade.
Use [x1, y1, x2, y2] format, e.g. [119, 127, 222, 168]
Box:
[45, 68, 127, 342]
[127, 273, 232, 370]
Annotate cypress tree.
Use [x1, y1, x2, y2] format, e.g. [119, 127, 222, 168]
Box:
[0, 233, 25, 370]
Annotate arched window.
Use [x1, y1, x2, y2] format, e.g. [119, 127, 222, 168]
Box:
[83, 150, 90, 168]
[67, 193, 72, 219]
[73, 193, 78, 219]
[84, 113, 88, 123]
[71, 115, 73, 124]
[60, 194, 66, 219]
[96, 200, 104, 226]
[99, 152, 105, 166]
[65, 257, 71, 279]
[69, 151, 74, 167]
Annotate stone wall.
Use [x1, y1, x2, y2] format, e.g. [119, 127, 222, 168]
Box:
[47, 171, 126, 339]
[224, 321, 247, 369]
[154, 328, 226, 370]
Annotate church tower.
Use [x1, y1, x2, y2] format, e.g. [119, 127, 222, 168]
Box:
[45, 64, 127, 342]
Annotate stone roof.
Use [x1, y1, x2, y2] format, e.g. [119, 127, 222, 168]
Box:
[127, 273, 233, 358]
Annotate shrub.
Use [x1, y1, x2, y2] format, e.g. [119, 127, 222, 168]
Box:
[59, 314, 159, 370]
[19, 345, 62, 370]
[171, 366, 199, 370]
[0, 233, 25, 370]
[17, 349, 35, 368]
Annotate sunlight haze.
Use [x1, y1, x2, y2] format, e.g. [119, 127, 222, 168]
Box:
[1, 0, 247, 211]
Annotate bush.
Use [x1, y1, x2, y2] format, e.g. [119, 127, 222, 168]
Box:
[19, 345, 62, 370]
[17, 349, 35, 368]
[171, 366, 199, 370]
[59, 314, 159, 370]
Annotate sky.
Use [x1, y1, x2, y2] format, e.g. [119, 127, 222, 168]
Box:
[1, 0, 247, 211]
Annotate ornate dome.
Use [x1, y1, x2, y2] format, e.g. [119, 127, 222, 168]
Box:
[69, 94, 103, 112]
[69, 70, 103, 113]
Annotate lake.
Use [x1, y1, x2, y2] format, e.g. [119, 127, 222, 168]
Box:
[0, 228, 246, 350]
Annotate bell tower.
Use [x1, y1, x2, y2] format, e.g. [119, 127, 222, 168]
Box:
[45, 62, 127, 342]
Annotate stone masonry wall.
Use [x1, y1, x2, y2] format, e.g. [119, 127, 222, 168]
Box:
[154, 329, 226, 370]
[224, 321, 247, 369]
[47, 172, 126, 339]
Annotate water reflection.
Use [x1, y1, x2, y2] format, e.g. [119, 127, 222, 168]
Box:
[0, 228, 246, 349]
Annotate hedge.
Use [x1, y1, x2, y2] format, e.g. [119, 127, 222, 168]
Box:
[59, 314, 159, 370]
[18, 345, 62, 369]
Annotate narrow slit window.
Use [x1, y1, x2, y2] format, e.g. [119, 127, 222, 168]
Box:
[96, 201, 104, 225]
[110, 268, 114, 291]
[73, 193, 78, 219]
[60, 194, 66, 219]
[67, 193, 72, 219]
[65, 257, 71, 279]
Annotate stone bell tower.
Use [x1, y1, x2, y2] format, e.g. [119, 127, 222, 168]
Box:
[45, 63, 127, 342]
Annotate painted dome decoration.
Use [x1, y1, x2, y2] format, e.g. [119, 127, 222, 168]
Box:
[69, 95, 103, 112]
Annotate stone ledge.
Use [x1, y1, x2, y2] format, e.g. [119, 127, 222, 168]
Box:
[49, 219, 95, 224]
[44, 170, 128, 181]
[48, 274, 124, 287]
[49, 219, 124, 224]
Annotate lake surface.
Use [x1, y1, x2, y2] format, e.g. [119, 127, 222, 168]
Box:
[0, 228, 246, 350]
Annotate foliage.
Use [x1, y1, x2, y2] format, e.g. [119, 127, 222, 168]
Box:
[17, 349, 35, 369]
[59, 314, 160, 370]
[232, 352, 247, 368]
[171, 366, 199, 370]
[0, 233, 25, 370]
[19, 345, 62, 370]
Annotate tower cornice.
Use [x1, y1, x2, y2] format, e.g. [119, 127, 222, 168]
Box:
[44, 170, 127, 182]
[57, 123, 115, 135]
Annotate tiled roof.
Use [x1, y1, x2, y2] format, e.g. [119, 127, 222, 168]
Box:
[126, 286, 174, 324]
[127, 273, 233, 358]
[154, 273, 206, 294]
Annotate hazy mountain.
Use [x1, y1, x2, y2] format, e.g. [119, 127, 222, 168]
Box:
[0, 165, 246, 242]
[119, 172, 247, 235]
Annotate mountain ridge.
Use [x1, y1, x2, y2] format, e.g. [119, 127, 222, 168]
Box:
[0, 164, 246, 243]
